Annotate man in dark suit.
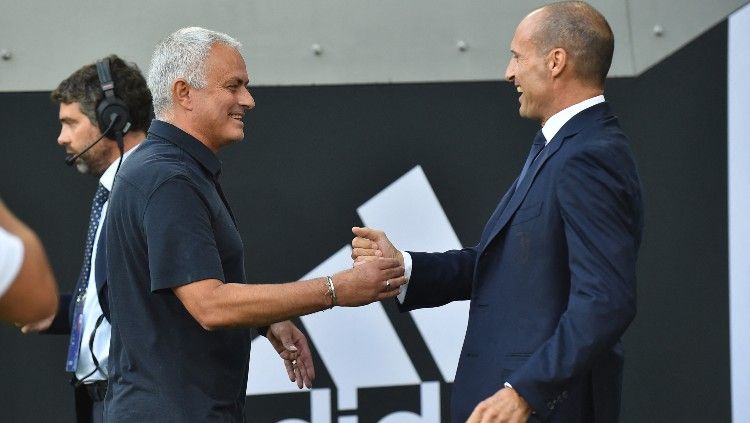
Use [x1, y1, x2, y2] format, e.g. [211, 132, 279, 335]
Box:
[20, 55, 152, 423]
[352, 1, 643, 421]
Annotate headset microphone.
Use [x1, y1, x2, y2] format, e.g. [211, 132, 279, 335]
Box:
[64, 118, 118, 166]
[64, 57, 131, 169]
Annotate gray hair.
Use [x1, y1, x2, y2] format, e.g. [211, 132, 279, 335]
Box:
[147, 26, 242, 118]
[535, 1, 614, 87]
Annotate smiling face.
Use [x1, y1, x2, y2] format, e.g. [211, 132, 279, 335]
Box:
[189, 43, 255, 151]
[504, 10, 554, 124]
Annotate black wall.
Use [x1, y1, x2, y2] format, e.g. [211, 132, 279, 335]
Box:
[0, 21, 729, 422]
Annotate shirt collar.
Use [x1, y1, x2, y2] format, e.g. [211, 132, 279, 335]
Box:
[541, 95, 605, 145]
[99, 143, 139, 191]
[148, 120, 222, 179]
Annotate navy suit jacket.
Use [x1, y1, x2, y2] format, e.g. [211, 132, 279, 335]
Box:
[399, 102, 643, 422]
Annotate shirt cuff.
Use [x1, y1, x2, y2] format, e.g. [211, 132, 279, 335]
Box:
[396, 250, 412, 303]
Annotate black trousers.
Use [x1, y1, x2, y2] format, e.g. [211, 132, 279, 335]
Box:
[73, 384, 104, 423]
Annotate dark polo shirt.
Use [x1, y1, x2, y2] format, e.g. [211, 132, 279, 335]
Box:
[104, 120, 250, 422]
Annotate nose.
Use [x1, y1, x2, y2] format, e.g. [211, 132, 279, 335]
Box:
[240, 87, 256, 110]
[505, 59, 515, 83]
[56, 127, 68, 146]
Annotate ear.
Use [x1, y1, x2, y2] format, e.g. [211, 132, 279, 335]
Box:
[547, 48, 567, 78]
[172, 79, 194, 111]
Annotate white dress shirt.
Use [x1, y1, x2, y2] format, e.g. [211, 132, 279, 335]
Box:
[397, 95, 606, 302]
[76, 148, 137, 382]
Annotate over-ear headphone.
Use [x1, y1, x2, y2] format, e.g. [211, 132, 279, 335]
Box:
[95, 58, 131, 136]
[65, 58, 131, 167]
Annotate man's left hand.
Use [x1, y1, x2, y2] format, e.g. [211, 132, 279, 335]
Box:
[466, 387, 531, 423]
[266, 321, 315, 389]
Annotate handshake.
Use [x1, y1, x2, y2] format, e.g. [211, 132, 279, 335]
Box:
[326, 226, 405, 307]
[267, 226, 406, 390]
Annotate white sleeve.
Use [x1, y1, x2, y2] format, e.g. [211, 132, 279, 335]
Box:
[396, 250, 412, 303]
[0, 226, 25, 299]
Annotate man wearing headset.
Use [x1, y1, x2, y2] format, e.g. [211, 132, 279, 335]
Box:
[20, 55, 151, 423]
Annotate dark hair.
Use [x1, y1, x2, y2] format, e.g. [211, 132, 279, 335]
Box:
[534, 1, 614, 87]
[51, 54, 153, 133]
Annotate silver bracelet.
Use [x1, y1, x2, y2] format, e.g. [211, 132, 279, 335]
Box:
[326, 275, 338, 307]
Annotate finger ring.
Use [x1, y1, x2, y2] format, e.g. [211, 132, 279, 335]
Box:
[385, 280, 391, 288]
[292, 359, 297, 366]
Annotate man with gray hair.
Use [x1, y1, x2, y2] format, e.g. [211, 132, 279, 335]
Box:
[104, 27, 406, 421]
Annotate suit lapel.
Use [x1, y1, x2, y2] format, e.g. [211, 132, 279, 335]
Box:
[478, 102, 614, 254]
[94, 218, 110, 319]
[479, 176, 519, 240]
[478, 139, 565, 251]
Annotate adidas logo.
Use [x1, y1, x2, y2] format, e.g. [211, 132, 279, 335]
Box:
[247, 166, 468, 421]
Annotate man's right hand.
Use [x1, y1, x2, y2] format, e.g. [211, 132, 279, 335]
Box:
[333, 258, 405, 306]
[351, 227, 403, 267]
[19, 312, 55, 334]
